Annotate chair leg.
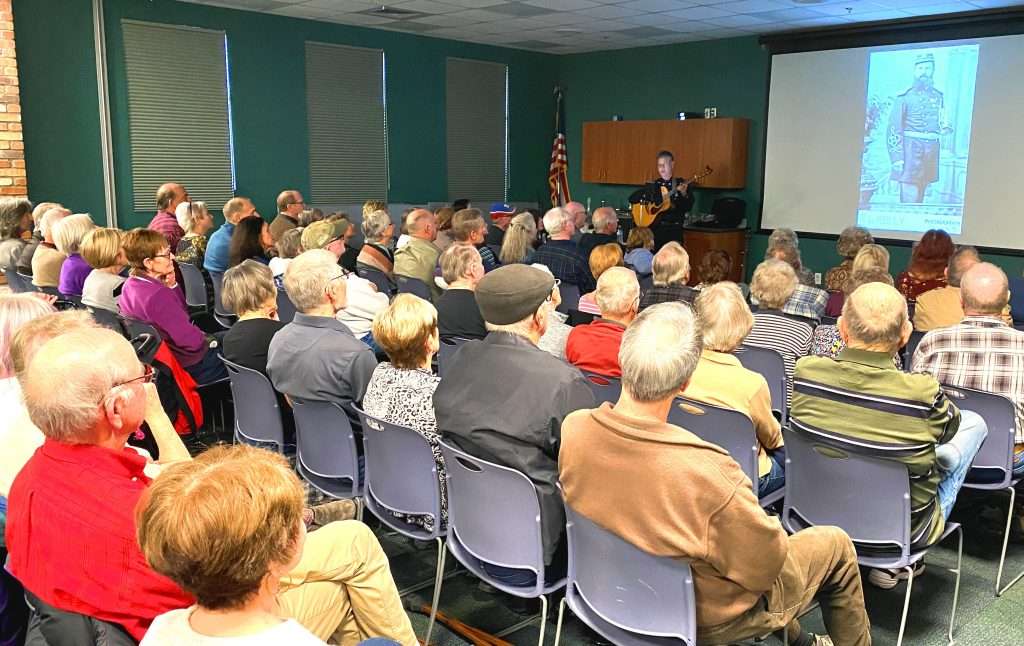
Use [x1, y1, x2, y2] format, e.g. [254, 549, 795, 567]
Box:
[996, 486, 1024, 596]
[537, 594, 549, 646]
[553, 597, 567, 646]
[896, 564, 915, 646]
[424, 538, 446, 646]
[355, 497, 364, 523]
[948, 526, 963, 644]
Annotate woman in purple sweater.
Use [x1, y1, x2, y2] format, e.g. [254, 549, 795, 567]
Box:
[119, 228, 227, 385]
[54, 214, 96, 297]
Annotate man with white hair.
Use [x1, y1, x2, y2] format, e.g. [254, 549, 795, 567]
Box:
[565, 267, 639, 377]
[638, 241, 697, 310]
[29, 206, 70, 288]
[577, 206, 622, 264]
[915, 262, 1024, 478]
[795, 281, 987, 589]
[267, 250, 377, 420]
[531, 206, 595, 293]
[560, 302, 869, 646]
[434, 264, 595, 586]
[435, 244, 486, 339]
[394, 208, 442, 299]
[564, 201, 588, 242]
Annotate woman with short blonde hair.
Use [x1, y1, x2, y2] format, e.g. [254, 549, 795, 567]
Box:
[364, 294, 447, 531]
[750, 258, 797, 309]
[852, 243, 890, 274]
[498, 212, 537, 265]
[686, 281, 785, 497]
[578, 243, 624, 315]
[54, 214, 96, 297]
[80, 228, 127, 312]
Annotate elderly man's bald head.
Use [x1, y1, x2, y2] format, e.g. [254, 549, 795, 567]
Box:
[961, 262, 1009, 316]
[407, 208, 436, 241]
[595, 266, 640, 319]
[840, 282, 910, 352]
[23, 328, 145, 444]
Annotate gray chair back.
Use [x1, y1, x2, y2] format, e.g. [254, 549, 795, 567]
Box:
[396, 274, 432, 300]
[357, 263, 395, 296]
[221, 357, 285, 451]
[669, 396, 759, 495]
[208, 270, 236, 328]
[735, 345, 787, 423]
[354, 406, 444, 539]
[943, 384, 1017, 489]
[903, 330, 926, 367]
[437, 336, 469, 377]
[122, 317, 162, 366]
[276, 289, 297, 324]
[87, 307, 125, 334]
[178, 262, 207, 309]
[557, 282, 581, 314]
[16, 271, 38, 292]
[439, 440, 557, 596]
[781, 424, 913, 568]
[291, 398, 363, 499]
[563, 503, 696, 645]
[583, 372, 621, 405]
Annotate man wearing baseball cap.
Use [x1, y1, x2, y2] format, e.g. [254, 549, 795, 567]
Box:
[434, 264, 595, 586]
[485, 202, 515, 247]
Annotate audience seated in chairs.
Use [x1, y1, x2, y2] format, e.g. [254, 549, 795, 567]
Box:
[228, 214, 274, 268]
[767, 227, 815, 286]
[745, 259, 814, 403]
[896, 228, 954, 301]
[14, 201, 59, 274]
[0, 197, 32, 275]
[137, 444, 416, 645]
[54, 213, 96, 298]
[577, 243, 624, 316]
[394, 208, 442, 300]
[435, 244, 486, 340]
[363, 294, 447, 532]
[299, 207, 325, 228]
[222, 260, 286, 378]
[80, 227, 127, 313]
[30, 206, 71, 289]
[530, 263, 573, 359]
[119, 228, 228, 385]
[270, 227, 303, 284]
[577, 206, 621, 266]
[559, 301, 869, 646]
[434, 264, 595, 586]
[451, 208, 500, 273]
[498, 211, 538, 265]
[623, 225, 654, 276]
[684, 282, 785, 498]
[825, 226, 873, 292]
[914, 246, 1012, 331]
[174, 200, 213, 268]
[486, 201, 515, 247]
[639, 241, 697, 311]
[269, 189, 304, 243]
[766, 243, 828, 321]
[356, 209, 396, 280]
[827, 243, 893, 317]
[531, 206, 595, 294]
[433, 206, 455, 252]
[268, 250, 377, 423]
[695, 248, 749, 298]
[149, 183, 189, 250]
[204, 196, 259, 275]
[794, 281, 987, 589]
[812, 268, 899, 365]
[565, 266, 639, 377]
[914, 262, 1024, 477]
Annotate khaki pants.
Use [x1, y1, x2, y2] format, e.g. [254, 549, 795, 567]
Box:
[698, 526, 871, 646]
[277, 520, 417, 646]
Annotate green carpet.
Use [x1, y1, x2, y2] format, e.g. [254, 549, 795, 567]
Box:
[377, 490, 1024, 646]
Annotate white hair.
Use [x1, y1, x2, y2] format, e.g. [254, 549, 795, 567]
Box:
[175, 201, 208, 234]
[283, 249, 344, 312]
[619, 302, 702, 402]
[595, 267, 639, 315]
[361, 209, 392, 241]
[592, 207, 618, 233]
[542, 207, 570, 236]
[52, 213, 96, 255]
[39, 207, 71, 241]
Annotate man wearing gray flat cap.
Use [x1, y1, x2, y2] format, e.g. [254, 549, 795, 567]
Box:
[433, 264, 596, 586]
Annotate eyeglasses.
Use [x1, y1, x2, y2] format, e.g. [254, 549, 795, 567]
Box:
[101, 364, 155, 403]
[150, 252, 174, 260]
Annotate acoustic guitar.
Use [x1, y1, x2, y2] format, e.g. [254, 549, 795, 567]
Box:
[631, 166, 713, 227]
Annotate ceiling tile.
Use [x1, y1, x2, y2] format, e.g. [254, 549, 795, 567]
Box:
[841, 8, 911, 19]
[662, 5, 735, 19]
[967, 0, 1022, 6]
[622, 11, 688, 25]
[661, 19, 719, 30]
[523, 0, 602, 9]
[388, 19, 445, 29]
[783, 15, 853, 25]
[617, 0, 699, 12]
[904, 2, 977, 14]
[713, 0, 792, 14]
[269, 4, 335, 17]
[747, 7, 824, 20]
[434, 0, 508, 7]
[301, 0, 379, 9]
[573, 4, 644, 17]
[810, 0, 892, 16]
[705, 13, 776, 26]
[871, 0, 958, 7]
[574, 18, 632, 30]
[391, 0, 466, 13]
[327, 12, 400, 23]
[409, 12, 483, 24]
[486, 2, 559, 15]
[613, 25, 682, 36]
[199, 0, 293, 10]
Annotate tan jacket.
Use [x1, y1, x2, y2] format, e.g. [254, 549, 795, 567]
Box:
[914, 285, 1012, 331]
[268, 212, 298, 243]
[682, 349, 783, 477]
[559, 403, 789, 628]
[30, 243, 65, 288]
[394, 236, 441, 299]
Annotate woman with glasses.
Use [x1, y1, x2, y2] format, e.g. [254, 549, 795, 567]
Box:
[228, 216, 274, 269]
[174, 201, 214, 268]
[119, 228, 228, 385]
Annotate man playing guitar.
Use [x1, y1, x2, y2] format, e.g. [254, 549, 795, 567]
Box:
[629, 150, 698, 250]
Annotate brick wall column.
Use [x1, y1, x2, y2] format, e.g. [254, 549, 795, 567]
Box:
[0, 0, 25, 198]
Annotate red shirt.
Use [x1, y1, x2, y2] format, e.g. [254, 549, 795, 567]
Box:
[565, 319, 627, 377]
[5, 439, 192, 641]
[148, 210, 185, 251]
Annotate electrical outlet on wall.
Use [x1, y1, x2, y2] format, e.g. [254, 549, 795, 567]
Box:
[814, 272, 822, 285]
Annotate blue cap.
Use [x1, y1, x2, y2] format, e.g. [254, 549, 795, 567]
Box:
[489, 202, 515, 217]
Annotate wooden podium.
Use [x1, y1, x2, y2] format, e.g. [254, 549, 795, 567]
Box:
[682, 226, 748, 286]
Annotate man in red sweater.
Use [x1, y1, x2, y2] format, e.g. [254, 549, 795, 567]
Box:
[565, 266, 640, 377]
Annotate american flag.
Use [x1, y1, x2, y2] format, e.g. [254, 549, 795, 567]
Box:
[548, 86, 571, 207]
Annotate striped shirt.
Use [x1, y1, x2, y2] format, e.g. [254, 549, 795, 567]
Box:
[744, 310, 813, 405]
[794, 349, 960, 546]
[913, 316, 1024, 443]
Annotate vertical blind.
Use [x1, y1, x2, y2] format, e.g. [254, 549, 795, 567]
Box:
[122, 20, 235, 211]
[305, 42, 388, 204]
[446, 58, 508, 205]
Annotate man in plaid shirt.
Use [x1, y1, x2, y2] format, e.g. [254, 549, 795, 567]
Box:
[531, 207, 596, 294]
[913, 262, 1024, 474]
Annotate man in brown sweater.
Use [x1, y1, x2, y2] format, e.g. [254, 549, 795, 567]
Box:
[559, 302, 871, 646]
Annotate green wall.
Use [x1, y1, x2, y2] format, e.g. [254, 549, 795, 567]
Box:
[13, 0, 559, 229]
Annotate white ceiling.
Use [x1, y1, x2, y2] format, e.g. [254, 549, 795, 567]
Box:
[180, 0, 1023, 53]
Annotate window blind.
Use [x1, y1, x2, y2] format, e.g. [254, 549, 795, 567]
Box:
[305, 42, 388, 204]
[446, 58, 508, 205]
[122, 20, 235, 211]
